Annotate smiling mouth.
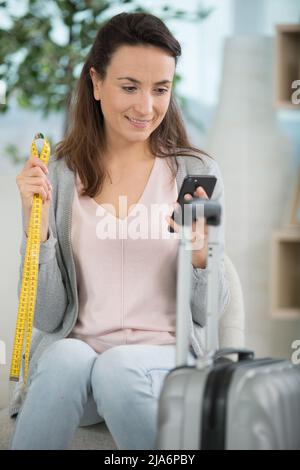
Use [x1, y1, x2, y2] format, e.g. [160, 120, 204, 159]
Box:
[125, 116, 152, 123]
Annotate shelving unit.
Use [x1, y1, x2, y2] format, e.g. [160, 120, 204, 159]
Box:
[271, 229, 300, 319]
[275, 24, 300, 109]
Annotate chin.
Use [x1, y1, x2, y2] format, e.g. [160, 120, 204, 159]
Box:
[125, 132, 150, 141]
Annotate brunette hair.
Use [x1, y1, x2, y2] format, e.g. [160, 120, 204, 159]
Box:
[54, 12, 211, 197]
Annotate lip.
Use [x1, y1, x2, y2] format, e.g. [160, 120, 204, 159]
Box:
[125, 116, 152, 129]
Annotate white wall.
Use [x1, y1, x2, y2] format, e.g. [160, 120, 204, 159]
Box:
[208, 0, 300, 360]
[0, 177, 23, 409]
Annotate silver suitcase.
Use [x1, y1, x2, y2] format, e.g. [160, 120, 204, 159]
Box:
[156, 198, 300, 450]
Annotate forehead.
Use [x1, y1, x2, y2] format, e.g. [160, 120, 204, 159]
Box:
[108, 45, 175, 79]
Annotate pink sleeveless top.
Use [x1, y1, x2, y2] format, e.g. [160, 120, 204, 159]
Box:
[68, 156, 179, 353]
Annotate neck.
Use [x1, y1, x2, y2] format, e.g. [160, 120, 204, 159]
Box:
[103, 137, 153, 166]
[103, 150, 154, 167]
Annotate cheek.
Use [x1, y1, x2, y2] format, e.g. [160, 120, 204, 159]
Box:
[115, 94, 131, 110]
[102, 92, 127, 113]
[159, 97, 171, 116]
[114, 90, 135, 108]
[155, 102, 170, 124]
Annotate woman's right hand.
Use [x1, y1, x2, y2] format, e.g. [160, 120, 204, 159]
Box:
[16, 155, 52, 210]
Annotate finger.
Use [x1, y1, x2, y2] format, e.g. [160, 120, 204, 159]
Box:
[184, 193, 193, 201]
[23, 174, 51, 193]
[28, 183, 51, 201]
[25, 184, 50, 203]
[194, 187, 208, 199]
[165, 215, 180, 233]
[25, 155, 49, 175]
[173, 201, 180, 211]
[24, 168, 51, 188]
[191, 218, 208, 249]
[194, 186, 208, 199]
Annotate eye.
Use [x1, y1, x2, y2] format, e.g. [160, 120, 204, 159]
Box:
[122, 87, 169, 94]
[122, 86, 137, 93]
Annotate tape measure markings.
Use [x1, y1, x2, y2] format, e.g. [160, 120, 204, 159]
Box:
[10, 135, 51, 383]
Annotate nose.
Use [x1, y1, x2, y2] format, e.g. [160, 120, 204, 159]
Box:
[133, 91, 153, 116]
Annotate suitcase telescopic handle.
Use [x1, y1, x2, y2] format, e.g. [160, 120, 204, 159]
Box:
[176, 197, 223, 367]
[213, 348, 255, 362]
[189, 198, 222, 226]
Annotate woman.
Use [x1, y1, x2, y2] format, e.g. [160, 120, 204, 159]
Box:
[9, 12, 230, 450]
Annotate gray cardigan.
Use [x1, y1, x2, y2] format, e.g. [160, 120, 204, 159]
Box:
[9, 153, 230, 417]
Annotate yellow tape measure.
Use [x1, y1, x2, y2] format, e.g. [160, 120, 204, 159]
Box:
[10, 133, 51, 384]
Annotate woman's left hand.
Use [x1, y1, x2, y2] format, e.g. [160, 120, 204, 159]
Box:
[166, 186, 209, 269]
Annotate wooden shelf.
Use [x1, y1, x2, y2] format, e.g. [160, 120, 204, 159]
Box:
[271, 229, 300, 319]
[274, 24, 300, 110]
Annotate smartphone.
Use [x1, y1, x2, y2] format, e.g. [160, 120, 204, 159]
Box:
[168, 175, 217, 232]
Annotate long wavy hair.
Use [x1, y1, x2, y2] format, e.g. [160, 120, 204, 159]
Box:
[55, 12, 211, 198]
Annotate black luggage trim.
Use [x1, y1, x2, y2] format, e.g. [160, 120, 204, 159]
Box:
[200, 358, 284, 450]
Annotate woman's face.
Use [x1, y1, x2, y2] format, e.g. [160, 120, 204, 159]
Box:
[90, 44, 175, 148]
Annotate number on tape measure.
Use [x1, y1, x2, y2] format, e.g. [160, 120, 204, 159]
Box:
[10, 133, 51, 383]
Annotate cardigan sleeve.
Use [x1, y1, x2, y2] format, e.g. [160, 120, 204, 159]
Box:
[17, 157, 68, 333]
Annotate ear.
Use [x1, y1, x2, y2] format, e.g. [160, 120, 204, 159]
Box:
[90, 67, 101, 101]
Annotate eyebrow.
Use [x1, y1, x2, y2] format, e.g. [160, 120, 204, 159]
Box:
[117, 76, 172, 85]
